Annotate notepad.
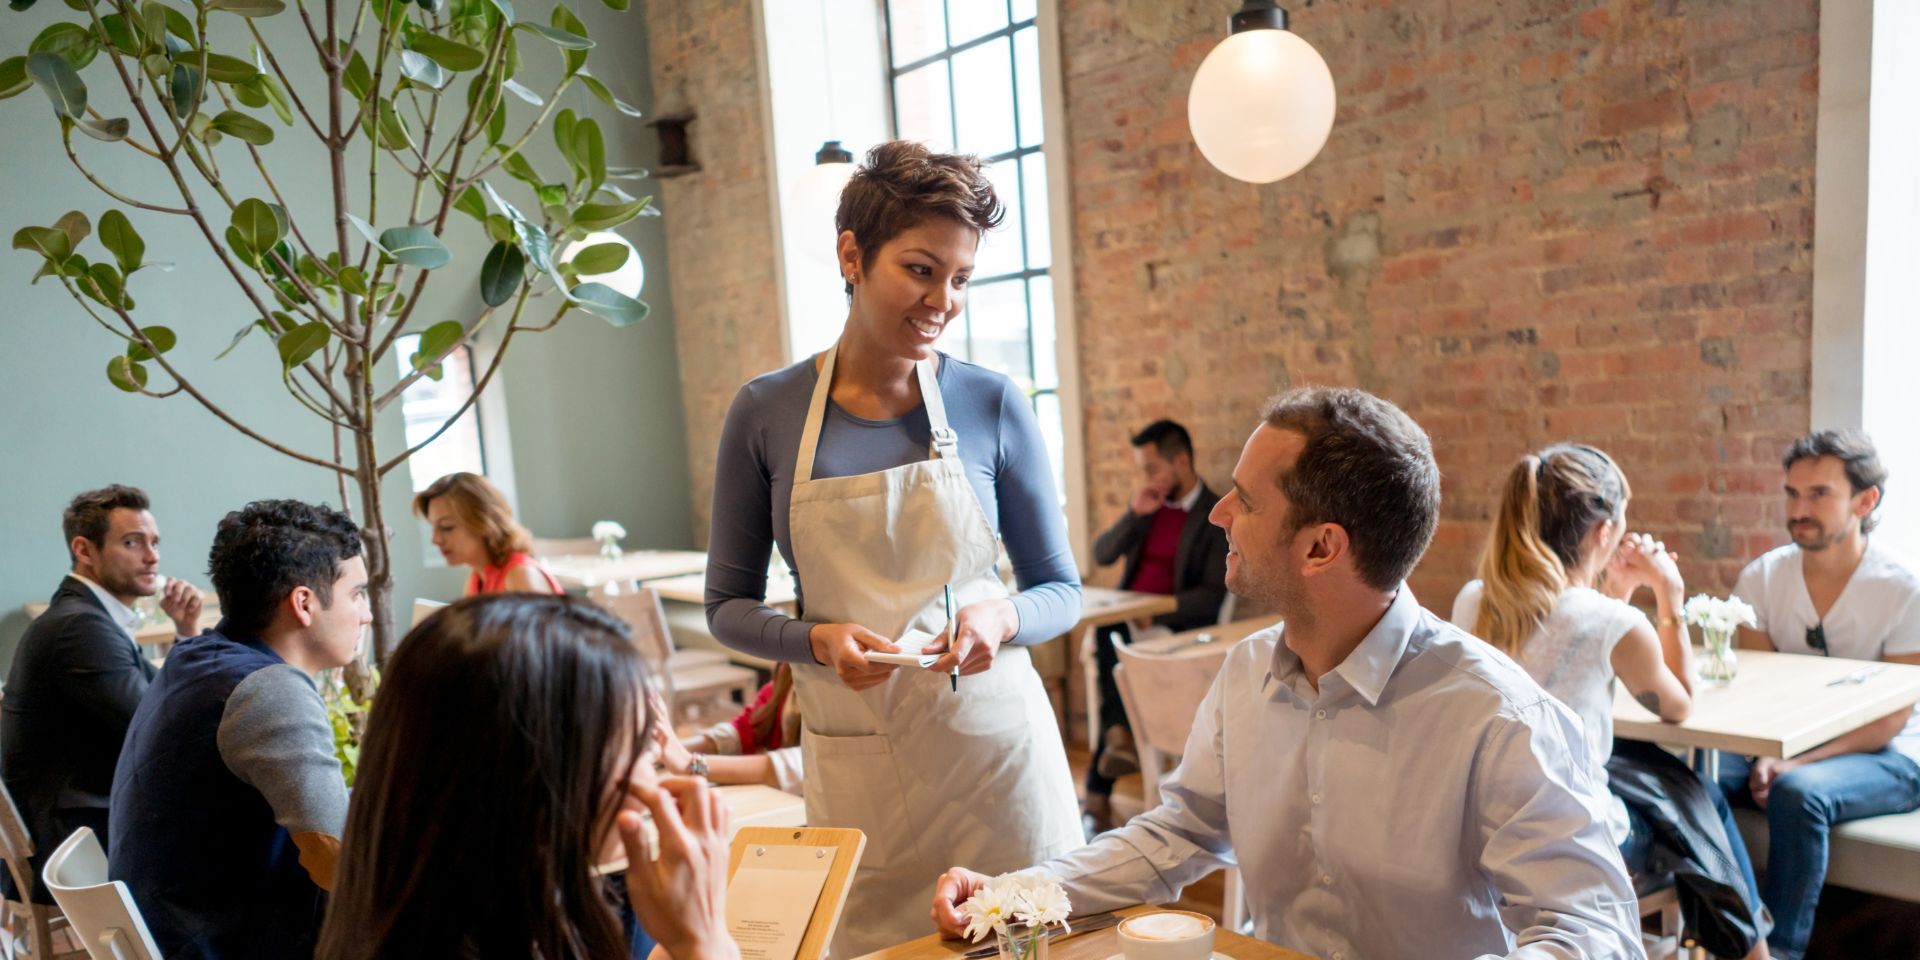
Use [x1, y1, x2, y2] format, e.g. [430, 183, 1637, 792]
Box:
[864, 628, 943, 667]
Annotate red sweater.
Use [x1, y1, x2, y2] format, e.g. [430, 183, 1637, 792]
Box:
[1126, 506, 1187, 595]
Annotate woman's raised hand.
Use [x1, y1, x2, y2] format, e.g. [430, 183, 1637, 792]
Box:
[621, 777, 739, 960]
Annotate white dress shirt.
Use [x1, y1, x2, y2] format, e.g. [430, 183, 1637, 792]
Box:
[1030, 588, 1643, 960]
[70, 572, 141, 641]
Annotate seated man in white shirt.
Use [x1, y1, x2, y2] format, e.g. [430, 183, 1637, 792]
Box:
[1722, 429, 1920, 960]
[930, 387, 1641, 960]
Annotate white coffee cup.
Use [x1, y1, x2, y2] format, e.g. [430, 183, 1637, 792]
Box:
[1116, 910, 1215, 960]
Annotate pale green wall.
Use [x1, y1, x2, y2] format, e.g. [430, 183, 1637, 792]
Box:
[0, 0, 690, 666]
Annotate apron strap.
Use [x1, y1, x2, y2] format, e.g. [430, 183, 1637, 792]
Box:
[795, 344, 960, 484]
[915, 355, 959, 460]
[794, 343, 839, 484]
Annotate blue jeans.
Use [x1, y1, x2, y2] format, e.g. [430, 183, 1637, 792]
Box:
[1715, 749, 1920, 960]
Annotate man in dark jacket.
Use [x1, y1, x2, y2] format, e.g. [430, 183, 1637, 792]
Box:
[0, 485, 201, 901]
[1084, 420, 1229, 829]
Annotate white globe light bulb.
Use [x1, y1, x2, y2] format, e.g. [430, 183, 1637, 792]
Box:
[1187, 27, 1336, 184]
[796, 158, 855, 266]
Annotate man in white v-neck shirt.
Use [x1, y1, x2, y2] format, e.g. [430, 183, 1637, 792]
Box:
[1724, 430, 1920, 960]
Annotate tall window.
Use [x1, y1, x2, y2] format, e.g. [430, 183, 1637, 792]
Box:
[393, 333, 488, 492]
[886, 0, 1065, 503]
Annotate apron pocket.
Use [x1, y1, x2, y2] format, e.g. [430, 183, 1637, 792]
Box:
[801, 728, 922, 873]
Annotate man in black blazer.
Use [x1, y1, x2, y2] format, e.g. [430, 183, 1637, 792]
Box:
[1, 485, 201, 901]
[1084, 421, 1229, 830]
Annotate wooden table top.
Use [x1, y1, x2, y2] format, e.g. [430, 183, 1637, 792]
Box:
[1073, 587, 1179, 633]
[1612, 648, 1920, 758]
[543, 550, 708, 589]
[854, 905, 1311, 960]
[24, 594, 220, 647]
[1133, 617, 1277, 659]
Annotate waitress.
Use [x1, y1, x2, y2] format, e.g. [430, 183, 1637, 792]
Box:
[705, 141, 1083, 952]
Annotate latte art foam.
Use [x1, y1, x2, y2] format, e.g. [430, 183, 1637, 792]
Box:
[1119, 913, 1213, 941]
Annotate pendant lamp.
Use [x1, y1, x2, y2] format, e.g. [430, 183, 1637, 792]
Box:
[1187, 1, 1336, 184]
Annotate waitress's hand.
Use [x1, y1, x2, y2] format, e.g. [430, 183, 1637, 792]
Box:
[927, 598, 1018, 677]
[808, 622, 899, 691]
[621, 778, 740, 960]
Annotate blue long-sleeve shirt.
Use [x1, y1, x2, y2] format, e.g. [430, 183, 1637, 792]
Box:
[705, 353, 1081, 663]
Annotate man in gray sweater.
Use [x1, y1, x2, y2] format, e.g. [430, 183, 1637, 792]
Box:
[110, 499, 366, 958]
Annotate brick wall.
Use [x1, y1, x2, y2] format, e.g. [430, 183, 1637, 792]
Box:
[1063, 0, 1817, 609]
[645, 0, 787, 546]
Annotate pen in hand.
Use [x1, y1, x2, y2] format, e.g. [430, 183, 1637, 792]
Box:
[945, 585, 958, 692]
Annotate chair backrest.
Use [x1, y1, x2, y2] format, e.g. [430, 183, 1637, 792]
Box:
[42, 828, 162, 960]
[410, 598, 447, 629]
[0, 774, 41, 903]
[1111, 637, 1231, 758]
[592, 586, 676, 678]
[530, 537, 598, 559]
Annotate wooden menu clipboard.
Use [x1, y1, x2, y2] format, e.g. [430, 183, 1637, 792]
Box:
[726, 827, 865, 960]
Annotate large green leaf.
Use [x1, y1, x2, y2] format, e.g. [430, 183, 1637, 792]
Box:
[106, 356, 149, 392]
[569, 282, 647, 327]
[142, 1, 196, 42]
[502, 150, 541, 188]
[377, 226, 451, 268]
[197, 52, 259, 83]
[0, 58, 31, 100]
[550, 4, 589, 74]
[344, 213, 384, 250]
[396, 50, 447, 89]
[409, 31, 485, 71]
[376, 97, 414, 150]
[207, 0, 286, 15]
[98, 14, 143, 56]
[412, 319, 464, 372]
[453, 184, 488, 221]
[478, 240, 523, 306]
[500, 77, 542, 106]
[597, 0, 626, 11]
[258, 75, 293, 124]
[230, 198, 287, 253]
[14, 226, 75, 263]
[99, 210, 146, 274]
[126, 325, 176, 361]
[277, 321, 330, 370]
[483, 0, 513, 23]
[516, 22, 591, 50]
[343, 50, 373, 101]
[552, 108, 580, 182]
[577, 71, 642, 118]
[572, 197, 650, 231]
[25, 53, 86, 118]
[30, 22, 98, 70]
[573, 117, 605, 195]
[76, 116, 131, 141]
[567, 241, 626, 276]
[169, 64, 203, 119]
[54, 211, 90, 248]
[81, 262, 131, 309]
[211, 110, 274, 145]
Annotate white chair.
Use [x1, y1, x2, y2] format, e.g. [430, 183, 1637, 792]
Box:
[0, 777, 75, 960]
[1110, 633, 1246, 934]
[40, 829, 160, 960]
[594, 587, 757, 725]
[410, 598, 447, 629]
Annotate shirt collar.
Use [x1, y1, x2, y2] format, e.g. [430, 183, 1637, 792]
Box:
[69, 572, 140, 640]
[1172, 480, 1204, 513]
[1266, 586, 1420, 706]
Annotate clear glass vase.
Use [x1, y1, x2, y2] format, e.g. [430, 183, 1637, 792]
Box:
[1701, 627, 1738, 687]
[598, 538, 623, 562]
[996, 925, 1048, 960]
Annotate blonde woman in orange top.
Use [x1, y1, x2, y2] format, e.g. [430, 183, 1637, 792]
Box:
[412, 473, 562, 596]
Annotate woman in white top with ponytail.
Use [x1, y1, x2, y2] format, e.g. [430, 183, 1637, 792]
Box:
[1452, 443, 1771, 960]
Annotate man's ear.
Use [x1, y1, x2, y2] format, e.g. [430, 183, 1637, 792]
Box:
[69, 536, 97, 570]
[1302, 524, 1349, 575]
[287, 585, 318, 629]
[1857, 485, 1883, 519]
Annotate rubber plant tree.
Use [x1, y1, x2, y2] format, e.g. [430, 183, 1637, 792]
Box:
[1, 0, 654, 678]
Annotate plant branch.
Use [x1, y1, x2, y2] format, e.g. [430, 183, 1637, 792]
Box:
[456, 76, 576, 188]
[247, 21, 329, 141]
[61, 131, 190, 214]
[379, 289, 551, 475]
[373, 303, 497, 410]
[283, 368, 359, 429]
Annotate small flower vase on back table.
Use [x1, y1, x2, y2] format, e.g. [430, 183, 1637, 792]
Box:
[592, 520, 626, 562]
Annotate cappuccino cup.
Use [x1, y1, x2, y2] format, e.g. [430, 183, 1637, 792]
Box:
[1116, 910, 1215, 960]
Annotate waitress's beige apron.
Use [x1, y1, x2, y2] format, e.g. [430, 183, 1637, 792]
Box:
[787, 344, 1081, 955]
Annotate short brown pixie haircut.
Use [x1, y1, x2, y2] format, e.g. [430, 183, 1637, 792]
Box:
[834, 140, 1005, 295]
[412, 472, 533, 568]
[1262, 387, 1441, 591]
[63, 484, 151, 564]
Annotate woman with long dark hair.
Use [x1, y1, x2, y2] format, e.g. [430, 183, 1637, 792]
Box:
[316, 594, 735, 960]
[1452, 444, 1770, 960]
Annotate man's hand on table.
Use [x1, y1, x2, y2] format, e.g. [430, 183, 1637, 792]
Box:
[930, 866, 995, 938]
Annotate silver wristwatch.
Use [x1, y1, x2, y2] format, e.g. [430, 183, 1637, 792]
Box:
[688, 752, 709, 778]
